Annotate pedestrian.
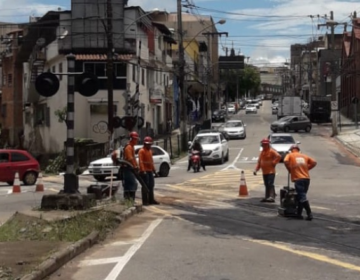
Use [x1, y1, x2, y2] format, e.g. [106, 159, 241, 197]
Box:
[284, 144, 317, 220]
[253, 138, 282, 203]
[111, 131, 139, 202]
[138, 136, 159, 205]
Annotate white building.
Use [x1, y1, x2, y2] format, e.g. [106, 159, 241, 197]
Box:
[21, 8, 176, 154]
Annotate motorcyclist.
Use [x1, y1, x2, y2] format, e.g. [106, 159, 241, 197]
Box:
[187, 139, 206, 171]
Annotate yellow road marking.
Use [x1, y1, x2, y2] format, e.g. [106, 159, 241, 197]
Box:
[146, 206, 185, 221]
[247, 238, 360, 272]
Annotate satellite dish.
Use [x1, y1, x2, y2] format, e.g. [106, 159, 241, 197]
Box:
[59, 29, 68, 40]
[36, 38, 46, 47]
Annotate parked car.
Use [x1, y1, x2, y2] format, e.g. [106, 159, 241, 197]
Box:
[197, 129, 230, 141]
[0, 149, 40, 185]
[221, 120, 247, 139]
[190, 132, 229, 164]
[245, 104, 258, 114]
[260, 133, 300, 161]
[88, 145, 171, 181]
[272, 106, 278, 115]
[212, 109, 226, 122]
[271, 115, 312, 133]
[227, 104, 236, 114]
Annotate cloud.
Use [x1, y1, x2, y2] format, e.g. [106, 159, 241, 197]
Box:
[0, 0, 65, 22]
[125, 0, 176, 12]
[230, 0, 357, 66]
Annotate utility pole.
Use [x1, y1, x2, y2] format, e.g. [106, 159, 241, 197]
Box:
[177, 0, 187, 149]
[64, 54, 79, 193]
[106, 0, 114, 149]
[203, 31, 228, 125]
[318, 12, 347, 136]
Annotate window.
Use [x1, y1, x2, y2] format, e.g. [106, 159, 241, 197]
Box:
[11, 152, 30, 162]
[82, 62, 127, 90]
[163, 74, 166, 85]
[116, 63, 126, 77]
[2, 74, 6, 86]
[132, 65, 136, 82]
[7, 74, 12, 87]
[58, 63, 63, 81]
[35, 104, 50, 126]
[141, 69, 145, 86]
[151, 147, 164, 156]
[0, 152, 9, 163]
[1, 104, 6, 118]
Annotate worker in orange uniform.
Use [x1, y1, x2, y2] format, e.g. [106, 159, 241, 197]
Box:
[253, 138, 282, 203]
[138, 136, 159, 205]
[284, 144, 317, 220]
[111, 131, 139, 202]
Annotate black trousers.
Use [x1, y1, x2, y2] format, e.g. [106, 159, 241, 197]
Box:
[263, 173, 276, 198]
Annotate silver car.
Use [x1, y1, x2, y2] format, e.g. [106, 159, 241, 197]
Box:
[221, 120, 247, 139]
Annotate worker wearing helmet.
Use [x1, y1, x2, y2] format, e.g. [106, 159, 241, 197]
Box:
[113, 131, 139, 202]
[138, 136, 159, 205]
[254, 138, 282, 203]
[284, 144, 317, 220]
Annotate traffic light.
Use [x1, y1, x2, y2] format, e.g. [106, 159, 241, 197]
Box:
[35, 72, 99, 97]
[35, 72, 60, 97]
[76, 72, 99, 97]
[137, 117, 144, 129]
[113, 116, 122, 129]
[120, 116, 137, 130]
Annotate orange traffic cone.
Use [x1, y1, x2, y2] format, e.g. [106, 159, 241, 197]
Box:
[35, 172, 44, 192]
[12, 172, 21, 193]
[239, 170, 249, 197]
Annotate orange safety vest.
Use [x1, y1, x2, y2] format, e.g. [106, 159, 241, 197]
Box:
[138, 147, 155, 172]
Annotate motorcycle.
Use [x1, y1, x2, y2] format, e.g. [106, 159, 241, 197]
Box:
[190, 150, 201, 172]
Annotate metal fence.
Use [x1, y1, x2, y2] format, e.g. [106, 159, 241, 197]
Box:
[153, 127, 198, 160]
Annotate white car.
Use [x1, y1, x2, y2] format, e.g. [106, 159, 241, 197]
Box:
[245, 104, 257, 114]
[190, 132, 229, 164]
[222, 120, 247, 139]
[227, 104, 236, 114]
[259, 133, 301, 162]
[87, 145, 171, 181]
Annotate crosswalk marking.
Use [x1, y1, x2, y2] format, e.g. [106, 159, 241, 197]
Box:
[177, 169, 264, 189]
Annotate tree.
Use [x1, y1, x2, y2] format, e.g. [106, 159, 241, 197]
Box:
[220, 65, 261, 101]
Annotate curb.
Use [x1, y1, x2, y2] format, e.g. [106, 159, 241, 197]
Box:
[334, 136, 360, 158]
[20, 205, 143, 280]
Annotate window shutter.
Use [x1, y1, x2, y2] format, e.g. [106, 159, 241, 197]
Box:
[45, 107, 50, 127]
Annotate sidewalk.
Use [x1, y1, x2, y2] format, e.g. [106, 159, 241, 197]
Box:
[335, 129, 360, 158]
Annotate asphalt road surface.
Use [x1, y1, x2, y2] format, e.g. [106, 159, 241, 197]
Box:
[4, 101, 360, 279]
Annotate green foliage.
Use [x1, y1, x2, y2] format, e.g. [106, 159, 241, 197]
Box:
[54, 107, 67, 123]
[220, 66, 261, 100]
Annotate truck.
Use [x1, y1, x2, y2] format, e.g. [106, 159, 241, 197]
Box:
[277, 96, 302, 120]
[305, 96, 332, 123]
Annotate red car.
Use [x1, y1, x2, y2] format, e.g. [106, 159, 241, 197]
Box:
[0, 149, 40, 185]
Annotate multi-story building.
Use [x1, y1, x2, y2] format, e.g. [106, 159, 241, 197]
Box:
[340, 17, 360, 119]
[17, 5, 175, 154]
[0, 29, 24, 147]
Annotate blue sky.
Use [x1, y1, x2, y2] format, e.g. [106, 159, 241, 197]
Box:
[1, 0, 360, 67]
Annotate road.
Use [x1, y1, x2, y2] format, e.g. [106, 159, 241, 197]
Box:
[3, 101, 360, 279]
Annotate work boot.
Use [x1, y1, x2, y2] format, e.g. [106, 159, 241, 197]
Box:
[141, 187, 149, 206]
[129, 191, 136, 202]
[295, 202, 304, 219]
[303, 201, 313, 221]
[265, 197, 275, 203]
[123, 191, 130, 200]
[149, 190, 160, 205]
